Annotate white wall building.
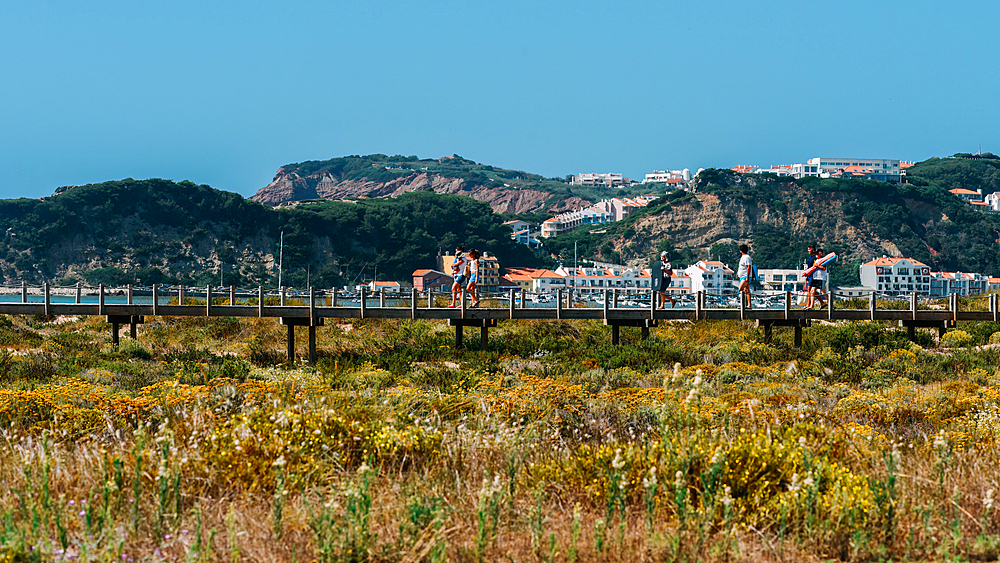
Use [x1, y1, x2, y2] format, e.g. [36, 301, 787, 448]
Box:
[642, 169, 692, 183]
[571, 173, 628, 187]
[684, 261, 735, 295]
[541, 197, 652, 238]
[757, 268, 808, 292]
[859, 257, 931, 296]
[806, 157, 903, 182]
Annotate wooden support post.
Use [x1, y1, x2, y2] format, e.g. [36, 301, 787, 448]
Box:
[613, 288, 619, 308]
[44, 283, 50, 316]
[281, 286, 286, 307]
[603, 289, 609, 321]
[611, 324, 620, 346]
[128, 284, 133, 305]
[695, 291, 702, 321]
[794, 324, 803, 348]
[641, 326, 649, 340]
[152, 284, 159, 316]
[380, 288, 385, 308]
[827, 289, 833, 319]
[179, 285, 185, 305]
[76, 281, 82, 304]
[258, 286, 264, 317]
[455, 324, 463, 349]
[869, 290, 876, 320]
[21, 281, 26, 303]
[993, 293, 998, 322]
[739, 287, 746, 320]
[480, 325, 488, 351]
[509, 289, 515, 319]
[309, 287, 316, 321]
[130, 320, 137, 340]
[287, 324, 295, 363]
[230, 285, 236, 305]
[650, 288, 656, 317]
[411, 287, 417, 319]
[763, 323, 773, 344]
[907, 325, 915, 341]
[99, 284, 105, 315]
[360, 287, 367, 318]
[784, 291, 791, 319]
[206, 285, 212, 316]
[556, 289, 562, 320]
[427, 288, 433, 309]
[112, 321, 120, 345]
[308, 325, 317, 364]
[911, 292, 917, 320]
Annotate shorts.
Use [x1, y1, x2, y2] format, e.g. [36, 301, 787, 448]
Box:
[454, 274, 466, 284]
[468, 273, 478, 283]
[809, 279, 824, 289]
[739, 275, 748, 282]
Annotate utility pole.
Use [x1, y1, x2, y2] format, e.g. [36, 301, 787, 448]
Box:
[277, 231, 284, 289]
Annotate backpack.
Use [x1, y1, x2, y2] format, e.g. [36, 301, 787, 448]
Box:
[750, 264, 759, 282]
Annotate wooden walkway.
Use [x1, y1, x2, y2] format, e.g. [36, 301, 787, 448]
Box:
[2, 284, 989, 361]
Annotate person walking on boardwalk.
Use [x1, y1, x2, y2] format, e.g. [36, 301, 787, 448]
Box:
[465, 248, 481, 308]
[811, 247, 829, 308]
[804, 244, 819, 308]
[737, 243, 753, 310]
[448, 245, 469, 308]
[651, 251, 676, 308]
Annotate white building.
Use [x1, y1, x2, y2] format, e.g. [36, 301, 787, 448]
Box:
[859, 257, 931, 296]
[642, 169, 692, 183]
[806, 157, 903, 183]
[757, 268, 808, 293]
[684, 261, 736, 295]
[541, 197, 652, 238]
[929, 271, 988, 297]
[571, 173, 628, 187]
[555, 265, 656, 293]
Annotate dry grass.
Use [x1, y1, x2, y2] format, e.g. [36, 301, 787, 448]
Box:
[3, 315, 1000, 561]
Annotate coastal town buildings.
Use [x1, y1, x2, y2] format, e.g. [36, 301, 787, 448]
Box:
[732, 157, 903, 183]
[570, 173, 629, 187]
[541, 196, 653, 238]
[412, 269, 453, 292]
[683, 261, 736, 295]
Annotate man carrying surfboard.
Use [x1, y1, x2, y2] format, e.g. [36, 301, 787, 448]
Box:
[804, 244, 825, 309]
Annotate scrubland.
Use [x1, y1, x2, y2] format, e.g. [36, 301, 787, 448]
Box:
[3, 310, 1000, 561]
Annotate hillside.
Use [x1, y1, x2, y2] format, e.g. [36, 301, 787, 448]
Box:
[250, 154, 655, 215]
[580, 157, 1000, 284]
[0, 180, 543, 287]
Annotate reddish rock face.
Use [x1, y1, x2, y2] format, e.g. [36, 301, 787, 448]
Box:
[250, 168, 589, 215]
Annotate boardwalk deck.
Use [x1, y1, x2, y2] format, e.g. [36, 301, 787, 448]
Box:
[2, 284, 988, 361]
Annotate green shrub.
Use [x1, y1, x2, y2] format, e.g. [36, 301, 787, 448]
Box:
[940, 330, 973, 348]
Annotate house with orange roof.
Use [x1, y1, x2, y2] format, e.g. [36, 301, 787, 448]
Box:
[860, 257, 931, 296]
[929, 270, 988, 297]
[504, 267, 567, 292]
[412, 269, 453, 293]
[554, 265, 658, 293]
[951, 188, 984, 203]
[362, 280, 403, 293]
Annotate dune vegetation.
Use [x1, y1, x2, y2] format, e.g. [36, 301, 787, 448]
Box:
[3, 309, 1000, 561]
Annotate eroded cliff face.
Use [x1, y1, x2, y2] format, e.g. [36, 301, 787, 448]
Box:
[618, 188, 893, 267]
[251, 168, 587, 214]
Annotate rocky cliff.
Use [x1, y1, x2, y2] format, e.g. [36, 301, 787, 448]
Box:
[251, 167, 588, 215]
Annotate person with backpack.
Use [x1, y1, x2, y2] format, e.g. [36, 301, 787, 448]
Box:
[651, 251, 676, 308]
[737, 243, 753, 310]
[465, 248, 481, 308]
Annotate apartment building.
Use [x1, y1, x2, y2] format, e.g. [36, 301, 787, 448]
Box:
[929, 271, 989, 297]
[503, 268, 567, 292]
[684, 261, 735, 295]
[571, 173, 629, 187]
[642, 169, 692, 183]
[412, 269, 453, 292]
[541, 197, 652, 238]
[554, 265, 658, 294]
[757, 268, 808, 292]
[808, 157, 903, 182]
[859, 257, 932, 296]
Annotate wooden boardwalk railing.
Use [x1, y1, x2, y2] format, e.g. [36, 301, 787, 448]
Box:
[2, 283, 990, 360]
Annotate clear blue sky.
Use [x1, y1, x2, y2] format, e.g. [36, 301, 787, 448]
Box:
[2, 0, 997, 199]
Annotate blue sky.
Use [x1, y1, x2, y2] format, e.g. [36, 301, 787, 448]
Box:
[1, 0, 997, 199]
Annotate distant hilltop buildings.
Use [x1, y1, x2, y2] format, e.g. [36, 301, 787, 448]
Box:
[541, 196, 654, 238]
[731, 157, 909, 183]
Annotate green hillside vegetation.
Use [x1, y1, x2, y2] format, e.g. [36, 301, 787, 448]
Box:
[0, 180, 544, 287]
[616, 164, 1000, 284]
